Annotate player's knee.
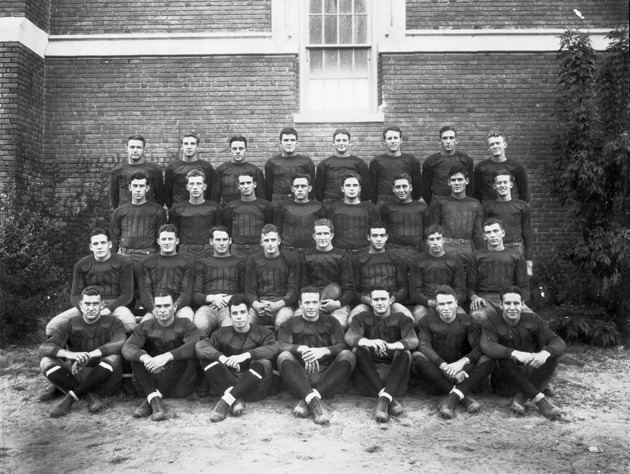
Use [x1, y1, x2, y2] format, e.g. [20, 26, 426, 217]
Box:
[40, 357, 58, 375]
[277, 351, 298, 367]
[337, 349, 357, 370]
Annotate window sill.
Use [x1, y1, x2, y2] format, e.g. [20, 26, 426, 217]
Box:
[293, 111, 384, 123]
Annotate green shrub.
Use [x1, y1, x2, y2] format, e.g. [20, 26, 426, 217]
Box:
[548, 304, 620, 347]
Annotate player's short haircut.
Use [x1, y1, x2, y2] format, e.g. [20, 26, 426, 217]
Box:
[300, 285, 320, 297]
[500, 285, 523, 302]
[279, 127, 298, 141]
[127, 134, 146, 146]
[89, 227, 110, 241]
[392, 173, 412, 184]
[209, 225, 230, 239]
[487, 130, 506, 141]
[238, 172, 257, 183]
[439, 125, 457, 138]
[154, 288, 176, 301]
[81, 286, 102, 299]
[158, 223, 178, 237]
[186, 169, 206, 183]
[129, 171, 149, 183]
[292, 173, 311, 186]
[369, 222, 388, 234]
[313, 218, 334, 233]
[435, 285, 457, 299]
[228, 294, 250, 311]
[492, 169, 514, 182]
[333, 128, 351, 141]
[382, 126, 403, 139]
[342, 171, 361, 186]
[448, 165, 469, 179]
[229, 135, 248, 147]
[425, 224, 445, 238]
[483, 217, 504, 230]
[182, 131, 200, 144]
[369, 287, 391, 297]
[261, 223, 279, 236]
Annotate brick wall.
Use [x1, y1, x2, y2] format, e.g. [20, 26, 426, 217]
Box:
[50, 0, 271, 35]
[0, 43, 45, 201]
[406, 0, 628, 30]
[380, 52, 568, 261]
[0, 0, 50, 32]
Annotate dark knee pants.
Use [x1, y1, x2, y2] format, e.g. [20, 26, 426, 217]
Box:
[491, 356, 559, 399]
[200, 359, 273, 402]
[411, 352, 494, 396]
[354, 347, 411, 397]
[132, 360, 198, 399]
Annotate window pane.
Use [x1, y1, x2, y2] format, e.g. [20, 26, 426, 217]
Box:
[309, 80, 325, 110]
[339, 49, 354, 75]
[354, 49, 368, 73]
[309, 15, 323, 44]
[310, 50, 323, 75]
[353, 78, 369, 108]
[355, 15, 367, 43]
[339, 15, 352, 43]
[354, 0, 367, 14]
[324, 15, 337, 43]
[323, 79, 340, 109]
[324, 49, 338, 74]
[340, 0, 352, 13]
[324, 0, 337, 14]
[310, 0, 322, 14]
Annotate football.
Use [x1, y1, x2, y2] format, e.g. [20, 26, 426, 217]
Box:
[320, 282, 342, 300]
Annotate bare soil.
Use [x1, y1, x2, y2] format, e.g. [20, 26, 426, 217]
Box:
[1, 344, 628, 474]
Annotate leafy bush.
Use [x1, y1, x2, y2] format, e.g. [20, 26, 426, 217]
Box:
[0, 188, 70, 346]
[548, 305, 620, 347]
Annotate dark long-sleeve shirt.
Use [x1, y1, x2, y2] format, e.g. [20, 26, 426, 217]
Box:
[418, 311, 482, 366]
[40, 314, 126, 358]
[220, 198, 274, 245]
[315, 155, 373, 202]
[473, 158, 530, 202]
[481, 312, 566, 360]
[379, 200, 427, 248]
[369, 153, 422, 202]
[422, 151, 474, 203]
[300, 248, 355, 307]
[274, 200, 325, 249]
[196, 325, 278, 364]
[164, 159, 215, 208]
[264, 154, 315, 200]
[122, 317, 199, 361]
[345, 310, 419, 356]
[277, 314, 347, 366]
[109, 161, 164, 208]
[429, 196, 484, 250]
[110, 201, 167, 252]
[408, 251, 466, 306]
[352, 251, 408, 304]
[139, 253, 193, 311]
[326, 200, 379, 251]
[211, 161, 265, 204]
[168, 200, 221, 246]
[245, 251, 299, 305]
[192, 255, 245, 307]
[467, 249, 529, 301]
[483, 199, 534, 260]
[70, 254, 134, 311]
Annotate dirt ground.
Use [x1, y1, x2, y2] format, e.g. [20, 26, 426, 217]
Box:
[1, 344, 628, 474]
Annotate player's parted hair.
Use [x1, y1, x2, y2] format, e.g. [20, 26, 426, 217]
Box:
[154, 288, 176, 301]
[435, 285, 457, 299]
[229, 135, 248, 147]
[500, 285, 523, 302]
[182, 131, 200, 144]
[439, 125, 457, 138]
[369, 286, 392, 297]
[280, 127, 298, 141]
[425, 224, 445, 239]
[342, 171, 361, 186]
[209, 225, 230, 239]
[129, 171, 149, 183]
[81, 286, 102, 299]
[448, 165, 469, 179]
[392, 173, 412, 185]
[292, 173, 312, 186]
[333, 128, 351, 141]
[492, 169, 514, 182]
[158, 223, 178, 237]
[238, 171, 257, 183]
[300, 285, 321, 297]
[368, 222, 388, 234]
[228, 294, 251, 311]
[487, 130, 506, 141]
[90, 227, 110, 241]
[186, 169, 206, 183]
[261, 224, 279, 236]
[483, 217, 504, 230]
[313, 218, 334, 233]
[127, 134, 146, 146]
[382, 126, 403, 139]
